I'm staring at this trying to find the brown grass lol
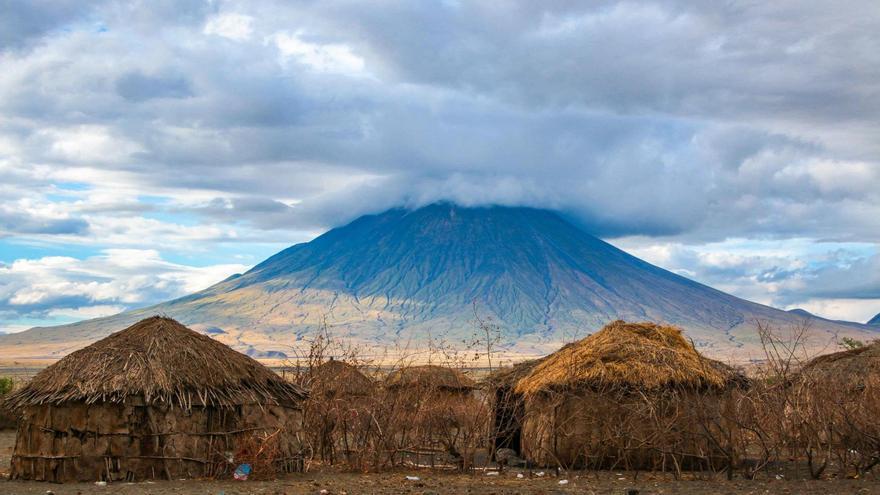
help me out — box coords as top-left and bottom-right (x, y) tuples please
(515, 321), (741, 396)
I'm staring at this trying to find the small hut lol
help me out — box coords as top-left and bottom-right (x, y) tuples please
(310, 359), (374, 399)
(305, 359), (375, 464)
(514, 320), (745, 469)
(385, 365), (476, 394)
(4, 316), (308, 482)
(788, 342), (880, 474)
(797, 342), (880, 388)
(384, 365), (482, 465)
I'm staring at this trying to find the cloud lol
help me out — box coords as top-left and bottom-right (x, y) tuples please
(0, 0), (101, 51)
(0, 249), (248, 332)
(0, 201), (89, 236)
(115, 71), (192, 102)
(203, 13), (254, 41)
(272, 32), (366, 74)
(0, 1), (878, 324)
(619, 237), (880, 320)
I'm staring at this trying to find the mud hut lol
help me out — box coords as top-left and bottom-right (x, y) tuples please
(384, 365), (483, 464)
(385, 365), (476, 393)
(310, 359), (374, 399)
(305, 359), (375, 464)
(4, 316), (307, 482)
(788, 342), (880, 474)
(797, 341), (880, 389)
(514, 320), (745, 469)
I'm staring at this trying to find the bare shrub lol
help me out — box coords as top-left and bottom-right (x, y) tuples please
(288, 316), (496, 472)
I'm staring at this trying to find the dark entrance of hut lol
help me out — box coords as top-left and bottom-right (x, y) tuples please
(492, 387), (524, 454)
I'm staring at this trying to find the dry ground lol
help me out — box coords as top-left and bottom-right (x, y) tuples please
(1, 431), (880, 495)
(2, 470), (880, 495)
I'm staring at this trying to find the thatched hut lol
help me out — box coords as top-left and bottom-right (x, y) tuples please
(787, 342), (880, 475)
(797, 342), (880, 389)
(305, 359), (375, 464)
(310, 359), (374, 399)
(514, 320), (746, 469)
(385, 365), (476, 393)
(384, 365), (484, 463)
(4, 316), (307, 482)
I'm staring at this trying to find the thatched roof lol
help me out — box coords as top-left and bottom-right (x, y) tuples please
(515, 321), (744, 396)
(797, 342), (880, 388)
(483, 344), (577, 390)
(4, 316), (307, 410)
(483, 360), (542, 389)
(385, 365), (476, 391)
(310, 359), (374, 397)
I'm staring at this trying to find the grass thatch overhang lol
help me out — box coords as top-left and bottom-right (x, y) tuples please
(482, 343), (578, 390)
(4, 316), (308, 411)
(311, 359), (374, 397)
(796, 341), (880, 389)
(514, 320), (747, 396)
(385, 365), (476, 391)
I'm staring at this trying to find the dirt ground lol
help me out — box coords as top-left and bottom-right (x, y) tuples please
(2, 430), (880, 495)
(2, 470), (880, 495)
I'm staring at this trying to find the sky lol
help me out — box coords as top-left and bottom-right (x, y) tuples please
(1, 0), (879, 332)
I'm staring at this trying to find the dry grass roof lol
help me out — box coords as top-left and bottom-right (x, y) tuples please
(797, 341), (880, 388)
(483, 343), (578, 390)
(515, 321), (744, 396)
(5, 316), (307, 410)
(385, 365), (476, 391)
(310, 359), (374, 397)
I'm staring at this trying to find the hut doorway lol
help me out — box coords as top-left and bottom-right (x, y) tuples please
(493, 387), (524, 454)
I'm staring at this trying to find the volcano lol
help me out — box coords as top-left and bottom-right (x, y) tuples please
(2, 204), (875, 360)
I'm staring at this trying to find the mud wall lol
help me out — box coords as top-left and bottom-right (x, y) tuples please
(9, 401), (303, 482)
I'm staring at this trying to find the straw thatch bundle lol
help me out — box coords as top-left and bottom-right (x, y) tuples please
(385, 365), (476, 391)
(5, 316), (306, 411)
(515, 320), (741, 396)
(310, 359), (374, 398)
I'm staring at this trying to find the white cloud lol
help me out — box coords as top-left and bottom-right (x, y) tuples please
(0, 249), (248, 331)
(203, 13), (254, 41)
(272, 32), (365, 74)
(40, 125), (144, 164)
(788, 299), (880, 324)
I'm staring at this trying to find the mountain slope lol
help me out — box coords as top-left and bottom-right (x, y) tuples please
(869, 313), (880, 326)
(2, 204), (876, 361)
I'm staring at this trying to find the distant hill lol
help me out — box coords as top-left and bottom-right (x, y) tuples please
(788, 308), (815, 318)
(1, 204), (876, 361)
(869, 313), (880, 326)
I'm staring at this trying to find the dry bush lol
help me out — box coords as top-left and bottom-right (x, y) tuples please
(287, 314), (497, 472)
(284, 315), (880, 480)
(719, 319), (880, 480)
(231, 429), (290, 480)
